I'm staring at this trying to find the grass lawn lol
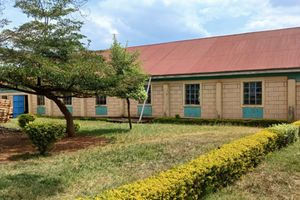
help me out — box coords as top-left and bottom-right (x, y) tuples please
(205, 140), (300, 200)
(0, 118), (260, 200)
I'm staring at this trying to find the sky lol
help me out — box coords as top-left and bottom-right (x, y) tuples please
(2, 0), (300, 50)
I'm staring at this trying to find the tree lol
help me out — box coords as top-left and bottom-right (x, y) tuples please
(108, 36), (147, 129)
(0, 0), (112, 137)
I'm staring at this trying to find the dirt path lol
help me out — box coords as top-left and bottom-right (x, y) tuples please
(0, 127), (108, 162)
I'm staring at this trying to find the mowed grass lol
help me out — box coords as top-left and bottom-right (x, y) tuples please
(0, 118), (260, 200)
(205, 140), (300, 200)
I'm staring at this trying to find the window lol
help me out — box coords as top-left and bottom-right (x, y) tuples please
(139, 85), (151, 104)
(185, 84), (200, 105)
(243, 81), (262, 105)
(145, 85), (151, 104)
(96, 96), (106, 105)
(37, 95), (45, 106)
(1, 95), (7, 99)
(62, 96), (72, 105)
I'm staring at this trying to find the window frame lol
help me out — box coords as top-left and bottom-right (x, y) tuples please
(62, 96), (72, 106)
(37, 95), (45, 106)
(96, 96), (107, 106)
(241, 80), (264, 107)
(184, 83), (201, 106)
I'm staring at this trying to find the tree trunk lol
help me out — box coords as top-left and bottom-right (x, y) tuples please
(126, 98), (132, 129)
(49, 96), (76, 137)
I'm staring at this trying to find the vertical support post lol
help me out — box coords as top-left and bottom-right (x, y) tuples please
(80, 98), (87, 117)
(138, 77), (152, 123)
(163, 84), (170, 117)
(288, 79), (296, 122)
(47, 98), (53, 116)
(27, 94), (32, 114)
(216, 82), (222, 119)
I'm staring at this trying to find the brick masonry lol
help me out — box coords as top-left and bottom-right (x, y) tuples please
(222, 81), (242, 119)
(7, 76), (295, 120)
(264, 77), (288, 119)
(202, 82), (217, 118)
(296, 84), (300, 119)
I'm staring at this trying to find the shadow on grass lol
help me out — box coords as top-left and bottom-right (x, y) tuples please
(0, 173), (64, 200)
(79, 128), (130, 136)
(8, 152), (42, 161)
(8, 152), (57, 162)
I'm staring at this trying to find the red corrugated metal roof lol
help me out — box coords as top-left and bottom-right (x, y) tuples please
(125, 27), (300, 76)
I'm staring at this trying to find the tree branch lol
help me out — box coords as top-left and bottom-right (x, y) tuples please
(0, 84), (39, 95)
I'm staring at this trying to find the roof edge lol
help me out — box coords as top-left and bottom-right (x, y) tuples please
(127, 26), (300, 49)
(151, 68), (300, 80)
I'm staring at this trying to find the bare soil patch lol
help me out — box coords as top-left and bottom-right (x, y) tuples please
(0, 127), (108, 162)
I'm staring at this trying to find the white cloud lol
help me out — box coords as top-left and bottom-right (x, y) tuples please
(82, 0), (300, 49)
(243, 2), (300, 31)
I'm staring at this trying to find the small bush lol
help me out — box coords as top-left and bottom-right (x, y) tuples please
(24, 122), (66, 155)
(18, 114), (36, 129)
(95, 123), (298, 199)
(268, 124), (299, 148)
(152, 117), (287, 127)
(74, 123), (80, 132)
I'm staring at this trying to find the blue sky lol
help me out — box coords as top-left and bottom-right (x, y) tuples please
(3, 0), (300, 50)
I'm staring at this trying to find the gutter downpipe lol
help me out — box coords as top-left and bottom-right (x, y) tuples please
(138, 76), (152, 123)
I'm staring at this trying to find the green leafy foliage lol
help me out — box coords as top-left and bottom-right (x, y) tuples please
(0, 0), (113, 137)
(268, 124), (299, 148)
(24, 122), (66, 155)
(104, 36), (147, 129)
(153, 117), (288, 127)
(107, 36), (147, 101)
(18, 113), (36, 129)
(74, 122), (80, 132)
(24, 121), (80, 155)
(95, 124), (298, 199)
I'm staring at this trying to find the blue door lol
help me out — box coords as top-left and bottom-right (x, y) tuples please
(13, 95), (25, 118)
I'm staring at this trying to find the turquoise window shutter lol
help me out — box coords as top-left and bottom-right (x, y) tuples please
(66, 106), (73, 114)
(37, 106), (46, 115)
(137, 105), (152, 116)
(184, 106), (201, 118)
(95, 106), (108, 115)
(243, 107), (263, 119)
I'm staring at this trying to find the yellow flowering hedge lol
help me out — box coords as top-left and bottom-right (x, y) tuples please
(293, 120), (300, 126)
(88, 123), (299, 200)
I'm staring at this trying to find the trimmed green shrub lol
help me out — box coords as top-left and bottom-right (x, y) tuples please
(18, 114), (36, 129)
(152, 117), (287, 127)
(24, 122), (66, 155)
(268, 124), (299, 148)
(94, 123), (298, 200)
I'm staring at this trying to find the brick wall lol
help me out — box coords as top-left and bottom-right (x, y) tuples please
(295, 84), (300, 119)
(264, 78), (288, 119)
(152, 84), (163, 117)
(30, 94), (38, 115)
(26, 76), (292, 120)
(124, 99), (138, 117)
(72, 98), (81, 116)
(169, 82), (184, 117)
(107, 97), (124, 117)
(222, 81), (242, 119)
(86, 97), (96, 117)
(202, 82), (217, 118)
